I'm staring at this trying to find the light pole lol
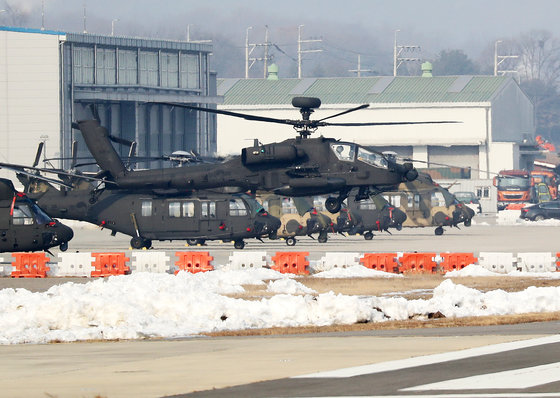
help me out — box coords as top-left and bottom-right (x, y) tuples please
(393, 29), (400, 76)
(111, 18), (119, 36)
(494, 40), (502, 76)
(245, 26), (252, 79)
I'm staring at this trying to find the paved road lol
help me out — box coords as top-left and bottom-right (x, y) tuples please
(1, 323), (559, 398)
(1, 215), (560, 397)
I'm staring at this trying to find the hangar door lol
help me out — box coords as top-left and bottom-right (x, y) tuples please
(428, 145), (478, 170)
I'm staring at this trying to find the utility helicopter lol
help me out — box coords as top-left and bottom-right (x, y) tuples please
(257, 193), (333, 246)
(4, 144), (281, 250)
(376, 172), (475, 235)
(0, 178), (73, 252)
(73, 97), (457, 213)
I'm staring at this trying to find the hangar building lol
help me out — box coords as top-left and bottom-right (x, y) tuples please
(0, 26), (220, 175)
(216, 73), (535, 180)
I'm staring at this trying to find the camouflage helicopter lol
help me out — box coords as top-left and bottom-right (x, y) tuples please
(71, 97), (457, 213)
(378, 172), (475, 235)
(257, 193), (332, 246)
(314, 192), (407, 240)
(0, 178), (73, 253)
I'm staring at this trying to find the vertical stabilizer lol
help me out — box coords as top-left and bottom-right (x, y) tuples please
(77, 120), (127, 178)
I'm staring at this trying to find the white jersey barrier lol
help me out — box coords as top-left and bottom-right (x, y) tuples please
(224, 251), (269, 270)
(131, 251), (171, 273)
(52, 253), (95, 277)
(477, 252), (516, 274)
(517, 252), (557, 273)
(311, 252), (362, 273)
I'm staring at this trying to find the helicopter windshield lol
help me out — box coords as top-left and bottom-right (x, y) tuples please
(356, 147), (388, 169)
(330, 143), (356, 161)
(30, 202), (53, 224)
(239, 194), (265, 216)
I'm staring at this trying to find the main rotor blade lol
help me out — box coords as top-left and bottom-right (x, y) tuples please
(151, 102), (300, 126)
(321, 120), (461, 127)
(4, 168), (73, 189)
(0, 162), (117, 185)
(316, 104), (369, 122)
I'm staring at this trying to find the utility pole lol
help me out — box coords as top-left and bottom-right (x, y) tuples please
(244, 26), (273, 79)
(41, 0), (45, 30)
(297, 25), (322, 79)
(349, 55), (372, 77)
(393, 29), (421, 76)
(82, 2), (87, 33)
(494, 40), (518, 76)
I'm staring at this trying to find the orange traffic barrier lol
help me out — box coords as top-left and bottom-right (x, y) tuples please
(439, 252), (478, 273)
(360, 253), (399, 273)
(505, 203), (526, 210)
(175, 252), (214, 274)
(398, 252), (437, 274)
(11, 253), (50, 278)
(270, 252), (309, 275)
(556, 252), (560, 271)
(91, 252), (130, 277)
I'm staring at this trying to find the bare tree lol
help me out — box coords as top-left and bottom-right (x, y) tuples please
(516, 30), (560, 85)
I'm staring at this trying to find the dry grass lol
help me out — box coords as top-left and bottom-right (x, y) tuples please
(211, 274), (560, 336)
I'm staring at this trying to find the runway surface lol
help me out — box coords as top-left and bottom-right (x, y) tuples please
(1, 215), (560, 397)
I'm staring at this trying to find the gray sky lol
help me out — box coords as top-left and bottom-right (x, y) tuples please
(4, 0), (560, 73)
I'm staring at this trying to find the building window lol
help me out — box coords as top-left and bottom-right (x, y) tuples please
(180, 53), (199, 89)
(96, 47), (116, 85)
(141, 200), (152, 217)
(73, 46), (94, 84)
(476, 186), (490, 199)
(118, 49), (138, 85)
(139, 50), (159, 86)
(161, 52), (178, 88)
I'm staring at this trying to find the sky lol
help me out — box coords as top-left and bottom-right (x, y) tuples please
(3, 0), (560, 61)
(2, 211), (560, 345)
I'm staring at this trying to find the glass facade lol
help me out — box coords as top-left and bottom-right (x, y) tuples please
(73, 44), (201, 89)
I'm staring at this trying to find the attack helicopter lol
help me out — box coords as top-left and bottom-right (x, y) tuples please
(71, 97), (458, 214)
(0, 178), (73, 252)
(377, 172), (475, 235)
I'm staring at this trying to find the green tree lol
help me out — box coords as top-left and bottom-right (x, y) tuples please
(432, 49), (480, 75)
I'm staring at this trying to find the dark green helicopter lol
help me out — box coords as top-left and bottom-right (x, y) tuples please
(0, 178), (73, 252)
(3, 143), (281, 250)
(72, 97), (456, 213)
(19, 177), (279, 250)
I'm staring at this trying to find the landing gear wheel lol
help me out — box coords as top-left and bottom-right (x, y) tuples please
(268, 230), (278, 240)
(325, 197), (341, 213)
(396, 224), (403, 231)
(318, 231), (328, 243)
(143, 239), (152, 249)
(187, 239), (205, 246)
(234, 240), (245, 250)
(364, 231), (374, 240)
(464, 218), (472, 227)
(59, 241), (68, 252)
(285, 237), (296, 246)
(130, 237), (144, 249)
(435, 226), (444, 236)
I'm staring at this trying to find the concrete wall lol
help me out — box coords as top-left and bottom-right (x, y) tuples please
(0, 30), (63, 178)
(217, 103), (490, 156)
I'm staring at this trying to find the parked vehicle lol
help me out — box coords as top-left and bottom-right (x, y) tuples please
(454, 191), (482, 213)
(520, 200), (560, 221)
(494, 169), (532, 210)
